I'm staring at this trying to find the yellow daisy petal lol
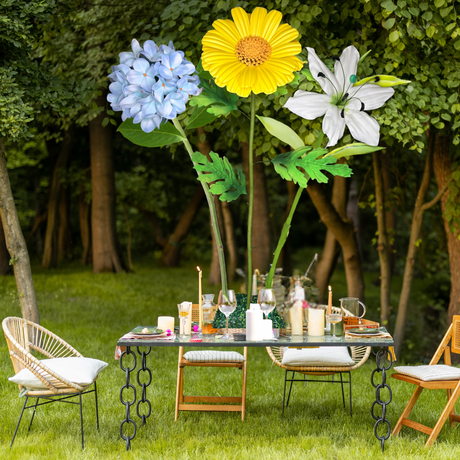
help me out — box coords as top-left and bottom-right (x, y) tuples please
(239, 66), (257, 88)
(250, 7), (267, 36)
(261, 10), (282, 42)
(231, 7), (250, 38)
(202, 30), (236, 53)
(272, 42), (302, 58)
(213, 19), (241, 45)
(270, 24), (299, 47)
(210, 60), (245, 83)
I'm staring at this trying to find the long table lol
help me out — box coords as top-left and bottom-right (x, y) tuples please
(117, 332), (394, 451)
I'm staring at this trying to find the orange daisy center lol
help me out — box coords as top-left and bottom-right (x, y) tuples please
(235, 36), (271, 67)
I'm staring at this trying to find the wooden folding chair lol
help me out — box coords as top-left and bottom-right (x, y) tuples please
(175, 305), (247, 421)
(392, 315), (460, 447)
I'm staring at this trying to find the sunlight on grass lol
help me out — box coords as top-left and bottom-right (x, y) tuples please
(0, 262), (459, 459)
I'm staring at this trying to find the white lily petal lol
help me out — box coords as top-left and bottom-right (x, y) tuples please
(344, 110), (380, 146)
(284, 91), (330, 120)
(307, 47), (339, 96)
(335, 45), (359, 91)
(349, 85), (395, 111)
(323, 105), (346, 147)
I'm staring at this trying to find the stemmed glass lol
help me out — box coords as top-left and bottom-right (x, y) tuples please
(258, 288), (276, 318)
(326, 312), (342, 340)
(177, 303), (191, 339)
(217, 289), (237, 340)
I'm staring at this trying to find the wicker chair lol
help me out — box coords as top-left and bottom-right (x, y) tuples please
(2, 317), (102, 449)
(266, 306), (371, 416)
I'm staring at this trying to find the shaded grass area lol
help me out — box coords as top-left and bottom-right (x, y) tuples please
(0, 262), (459, 459)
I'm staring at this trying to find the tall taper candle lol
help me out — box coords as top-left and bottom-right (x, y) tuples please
(327, 285), (332, 315)
(197, 266), (202, 329)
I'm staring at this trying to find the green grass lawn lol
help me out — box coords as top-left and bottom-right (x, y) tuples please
(0, 261), (458, 459)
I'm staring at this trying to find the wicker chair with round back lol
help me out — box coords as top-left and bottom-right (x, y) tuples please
(266, 306), (371, 416)
(2, 317), (107, 449)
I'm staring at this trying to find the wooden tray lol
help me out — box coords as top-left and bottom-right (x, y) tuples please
(343, 317), (379, 330)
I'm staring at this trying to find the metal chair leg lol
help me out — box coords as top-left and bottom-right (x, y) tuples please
(340, 372), (346, 409)
(349, 372), (353, 417)
(28, 398), (39, 433)
(282, 370), (288, 415)
(286, 371), (295, 408)
(94, 381), (99, 430)
(79, 393), (84, 449)
(11, 397), (28, 448)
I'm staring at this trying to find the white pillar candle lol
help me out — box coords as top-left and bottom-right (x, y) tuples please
(246, 304), (263, 341)
(290, 301), (303, 336)
(308, 308), (325, 337)
(158, 316), (175, 332)
(262, 319), (273, 339)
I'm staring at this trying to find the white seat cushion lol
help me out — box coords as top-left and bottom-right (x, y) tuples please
(183, 350), (245, 363)
(9, 357), (108, 389)
(394, 365), (460, 382)
(281, 346), (355, 367)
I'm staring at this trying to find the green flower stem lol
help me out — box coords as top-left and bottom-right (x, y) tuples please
(246, 92), (256, 310)
(265, 182), (308, 289)
(172, 118), (228, 295)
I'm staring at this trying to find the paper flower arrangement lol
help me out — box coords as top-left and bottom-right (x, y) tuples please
(111, 6), (410, 305)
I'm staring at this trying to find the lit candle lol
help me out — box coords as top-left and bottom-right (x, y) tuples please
(328, 285), (332, 315)
(197, 266), (202, 329)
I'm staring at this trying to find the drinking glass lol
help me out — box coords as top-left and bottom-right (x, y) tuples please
(177, 303), (191, 339)
(217, 289), (237, 340)
(258, 288), (276, 317)
(326, 313), (342, 340)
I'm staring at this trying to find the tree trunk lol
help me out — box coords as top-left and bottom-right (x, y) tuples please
(42, 128), (73, 268)
(373, 152), (392, 325)
(0, 217), (10, 275)
(0, 139), (39, 322)
(307, 181), (365, 300)
(221, 200), (237, 282)
(433, 132), (460, 323)
(130, 204), (167, 247)
(79, 191), (92, 265)
(316, 168), (348, 303)
(57, 187), (72, 261)
(161, 185), (204, 266)
(33, 176), (43, 255)
(89, 95), (124, 273)
(242, 142), (271, 273)
(393, 134), (447, 357)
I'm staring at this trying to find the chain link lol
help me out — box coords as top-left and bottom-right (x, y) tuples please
(136, 347), (152, 424)
(371, 347), (393, 452)
(120, 347), (137, 450)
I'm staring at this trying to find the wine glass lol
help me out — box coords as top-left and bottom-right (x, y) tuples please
(326, 312), (342, 340)
(177, 303), (191, 339)
(258, 288), (276, 318)
(217, 289), (237, 340)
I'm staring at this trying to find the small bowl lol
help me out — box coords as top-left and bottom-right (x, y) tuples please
(233, 333), (246, 341)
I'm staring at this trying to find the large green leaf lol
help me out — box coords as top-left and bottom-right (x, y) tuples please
(325, 143), (384, 159)
(118, 119), (185, 147)
(189, 79), (239, 116)
(196, 60), (212, 80)
(257, 116), (305, 150)
(192, 151), (247, 202)
(272, 147), (352, 187)
(186, 105), (218, 129)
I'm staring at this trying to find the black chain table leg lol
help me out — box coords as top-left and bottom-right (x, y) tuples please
(120, 346), (137, 451)
(136, 347), (152, 425)
(371, 347), (393, 452)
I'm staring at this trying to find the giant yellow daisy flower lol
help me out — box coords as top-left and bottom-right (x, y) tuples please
(201, 7), (303, 98)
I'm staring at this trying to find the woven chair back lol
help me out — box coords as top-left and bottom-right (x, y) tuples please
(451, 315), (460, 355)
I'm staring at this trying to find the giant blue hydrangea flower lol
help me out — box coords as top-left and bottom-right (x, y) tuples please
(108, 39), (200, 133)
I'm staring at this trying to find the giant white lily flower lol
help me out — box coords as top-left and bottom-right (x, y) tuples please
(284, 46), (395, 147)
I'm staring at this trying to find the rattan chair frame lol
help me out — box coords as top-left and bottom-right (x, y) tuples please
(266, 306), (372, 416)
(392, 315), (460, 447)
(2, 317), (100, 449)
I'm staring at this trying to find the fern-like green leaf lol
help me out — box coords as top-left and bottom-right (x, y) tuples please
(272, 147), (353, 187)
(192, 151), (247, 202)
